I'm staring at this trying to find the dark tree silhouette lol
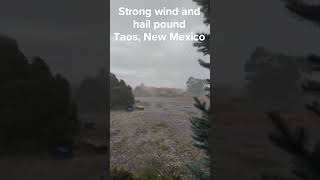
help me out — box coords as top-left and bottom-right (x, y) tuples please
(110, 73), (135, 109)
(245, 47), (308, 111)
(76, 70), (134, 111)
(264, 1), (320, 180)
(76, 69), (108, 112)
(0, 35), (79, 152)
(189, 0), (211, 179)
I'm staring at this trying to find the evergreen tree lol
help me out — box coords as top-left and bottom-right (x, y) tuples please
(76, 71), (134, 111)
(0, 35), (79, 152)
(110, 73), (135, 109)
(189, 0), (211, 179)
(264, 1), (320, 179)
(76, 69), (108, 112)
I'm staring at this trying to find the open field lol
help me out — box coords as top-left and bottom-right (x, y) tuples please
(111, 96), (207, 178)
(1, 96), (319, 180)
(111, 95), (320, 179)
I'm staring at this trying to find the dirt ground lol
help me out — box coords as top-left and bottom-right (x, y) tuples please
(111, 96), (207, 178)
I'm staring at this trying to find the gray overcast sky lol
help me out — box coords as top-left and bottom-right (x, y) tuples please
(1, 0), (320, 88)
(110, 0), (209, 89)
(0, 0), (107, 84)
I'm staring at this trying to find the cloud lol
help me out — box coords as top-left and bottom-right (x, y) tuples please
(110, 0), (209, 89)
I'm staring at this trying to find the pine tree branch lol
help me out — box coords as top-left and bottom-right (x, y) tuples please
(266, 1), (320, 180)
(192, 0), (210, 25)
(267, 111), (309, 157)
(283, 0), (320, 25)
(194, 97), (210, 113)
(198, 59), (210, 70)
(194, 34), (210, 56)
